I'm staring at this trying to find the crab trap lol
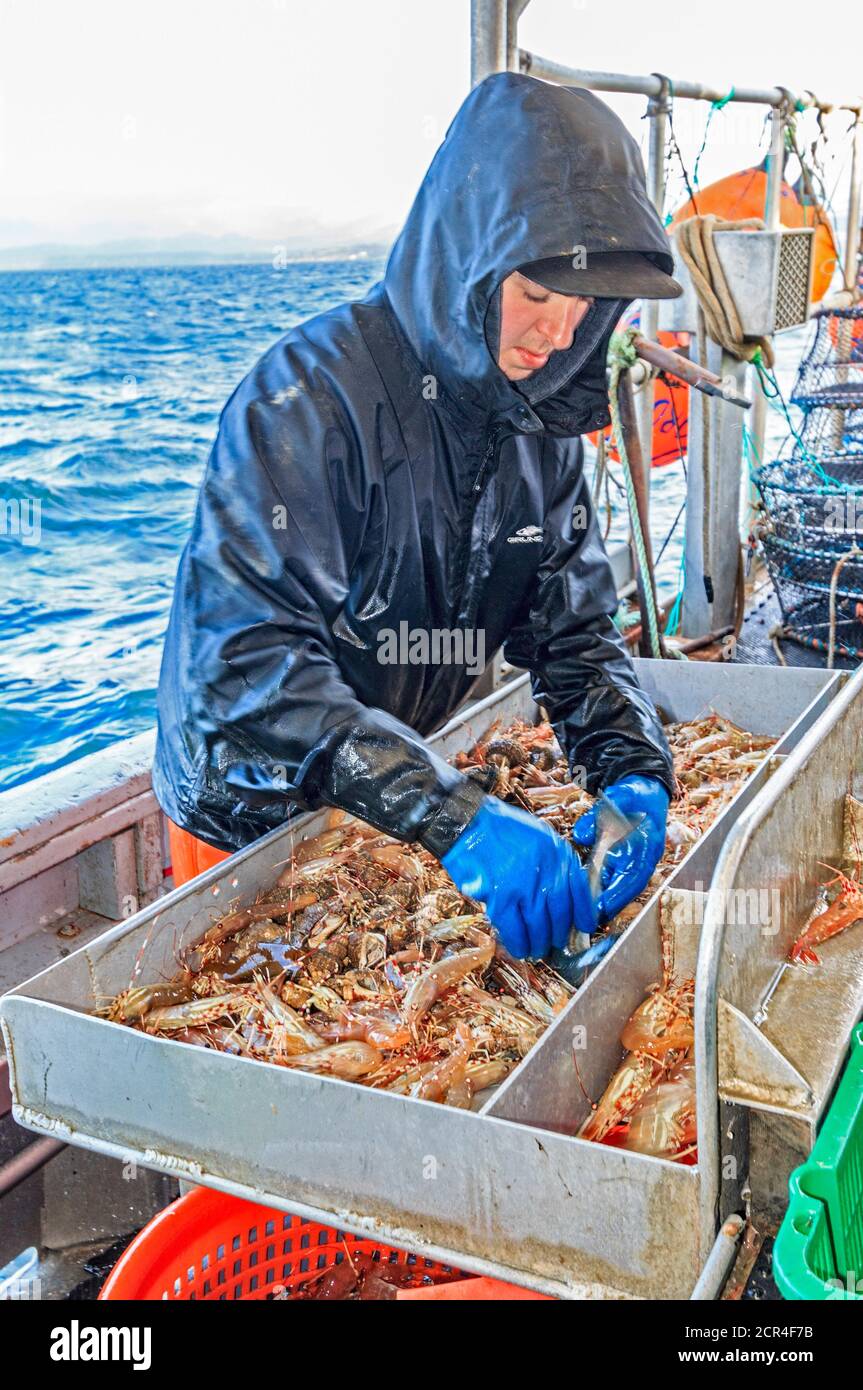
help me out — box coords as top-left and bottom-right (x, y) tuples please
(755, 305), (863, 660)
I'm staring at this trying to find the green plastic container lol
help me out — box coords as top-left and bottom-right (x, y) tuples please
(774, 1021), (863, 1300)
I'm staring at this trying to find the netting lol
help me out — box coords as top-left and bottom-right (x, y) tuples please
(792, 306), (863, 395)
(796, 401), (863, 458)
(754, 306), (863, 661)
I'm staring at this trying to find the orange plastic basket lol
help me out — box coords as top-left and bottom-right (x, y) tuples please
(98, 1186), (468, 1301)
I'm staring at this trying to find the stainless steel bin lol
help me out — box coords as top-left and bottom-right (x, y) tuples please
(0, 661), (844, 1298)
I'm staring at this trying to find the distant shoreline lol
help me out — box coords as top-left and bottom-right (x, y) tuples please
(0, 246), (390, 274)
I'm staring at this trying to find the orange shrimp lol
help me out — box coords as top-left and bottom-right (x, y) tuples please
(790, 868), (863, 965)
(620, 979), (694, 1059)
(142, 990), (254, 1033)
(315, 1007), (411, 1051)
(256, 979), (326, 1053)
(619, 1058), (697, 1161)
(105, 980), (192, 1023)
(412, 1025), (473, 1102)
(579, 1052), (662, 1144)
(278, 1041), (382, 1079)
(403, 943), (495, 1029)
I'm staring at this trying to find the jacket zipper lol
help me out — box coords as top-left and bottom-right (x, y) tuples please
(450, 424), (508, 625)
(472, 426), (502, 494)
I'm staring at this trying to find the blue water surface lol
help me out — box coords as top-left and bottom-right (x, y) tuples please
(0, 259), (384, 792)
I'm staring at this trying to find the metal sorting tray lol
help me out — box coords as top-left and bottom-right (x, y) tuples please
(693, 665), (863, 1237)
(0, 661), (843, 1299)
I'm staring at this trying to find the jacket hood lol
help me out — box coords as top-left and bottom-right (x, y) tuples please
(384, 72), (676, 425)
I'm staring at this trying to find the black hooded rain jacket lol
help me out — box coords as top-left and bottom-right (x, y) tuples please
(153, 73), (676, 857)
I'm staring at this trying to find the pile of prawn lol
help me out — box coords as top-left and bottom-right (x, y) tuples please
(99, 709), (775, 1122)
(577, 967), (697, 1164)
(456, 710), (777, 928)
(102, 815), (570, 1108)
(577, 855), (863, 1164)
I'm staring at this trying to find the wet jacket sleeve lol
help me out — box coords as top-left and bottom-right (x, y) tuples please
(174, 388), (488, 857)
(502, 445), (676, 798)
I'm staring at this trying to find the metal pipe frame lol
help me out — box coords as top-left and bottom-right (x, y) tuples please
(690, 1214), (745, 1300)
(745, 101), (789, 488)
(518, 53), (862, 114)
(506, 0), (531, 73)
(844, 112), (863, 292)
(517, 52), (862, 313)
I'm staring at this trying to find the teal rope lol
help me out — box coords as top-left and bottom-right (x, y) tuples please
(665, 590), (684, 637)
(607, 330), (664, 658)
(751, 350), (858, 491)
(692, 87), (735, 189)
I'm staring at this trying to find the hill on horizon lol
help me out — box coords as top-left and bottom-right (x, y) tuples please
(0, 228), (395, 272)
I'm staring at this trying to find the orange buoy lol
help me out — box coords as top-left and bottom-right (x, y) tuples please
(668, 167), (840, 303)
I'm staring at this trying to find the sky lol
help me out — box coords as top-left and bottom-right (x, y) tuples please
(1, 0), (860, 250)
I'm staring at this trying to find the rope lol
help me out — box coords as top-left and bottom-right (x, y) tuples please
(674, 215), (776, 368)
(607, 330), (664, 659)
(768, 623), (790, 666)
(696, 307), (714, 607)
(776, 622), (863, 664)
(692, 87), (735, 190)
(662, 372), (689, 638)
(750, 352), (851, 489)
(591, 428), (607, 504)
(602, 462), (613, 541)
(654, 494), (687, 568)
(828, 544), (862, 669)
(660, 77), (699, 218)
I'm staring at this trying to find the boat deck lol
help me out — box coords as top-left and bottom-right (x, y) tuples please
(736, 574), (859, 672)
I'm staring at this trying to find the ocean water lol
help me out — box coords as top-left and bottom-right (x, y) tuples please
(0, 260), (806, 794)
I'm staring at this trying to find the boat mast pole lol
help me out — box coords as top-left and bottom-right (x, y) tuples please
(826, 107), (863, 451)
(637, 78), (670, 509)
(746, 101), (787, 525)
(842, 108), (862, 293)
(506, 0), (531, 73)
(470, 0), (507, 86)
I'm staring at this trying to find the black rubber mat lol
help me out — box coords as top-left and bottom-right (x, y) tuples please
(735, 586), (859, 671)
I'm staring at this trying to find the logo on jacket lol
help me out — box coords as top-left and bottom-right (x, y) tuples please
(506, 525), (543, 544)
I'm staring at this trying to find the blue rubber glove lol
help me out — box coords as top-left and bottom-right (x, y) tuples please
(571, 775), (670, 925)
(441, 797), (597, 959)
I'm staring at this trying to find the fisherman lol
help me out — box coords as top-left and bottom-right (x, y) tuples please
(153, 73), (682, 960)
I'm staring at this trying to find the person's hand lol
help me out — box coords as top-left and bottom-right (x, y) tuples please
(571, 775), (669, 924)
(441, 797), (597, 959)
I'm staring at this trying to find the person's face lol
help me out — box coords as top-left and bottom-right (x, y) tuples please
(497, 271), (594, 381)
